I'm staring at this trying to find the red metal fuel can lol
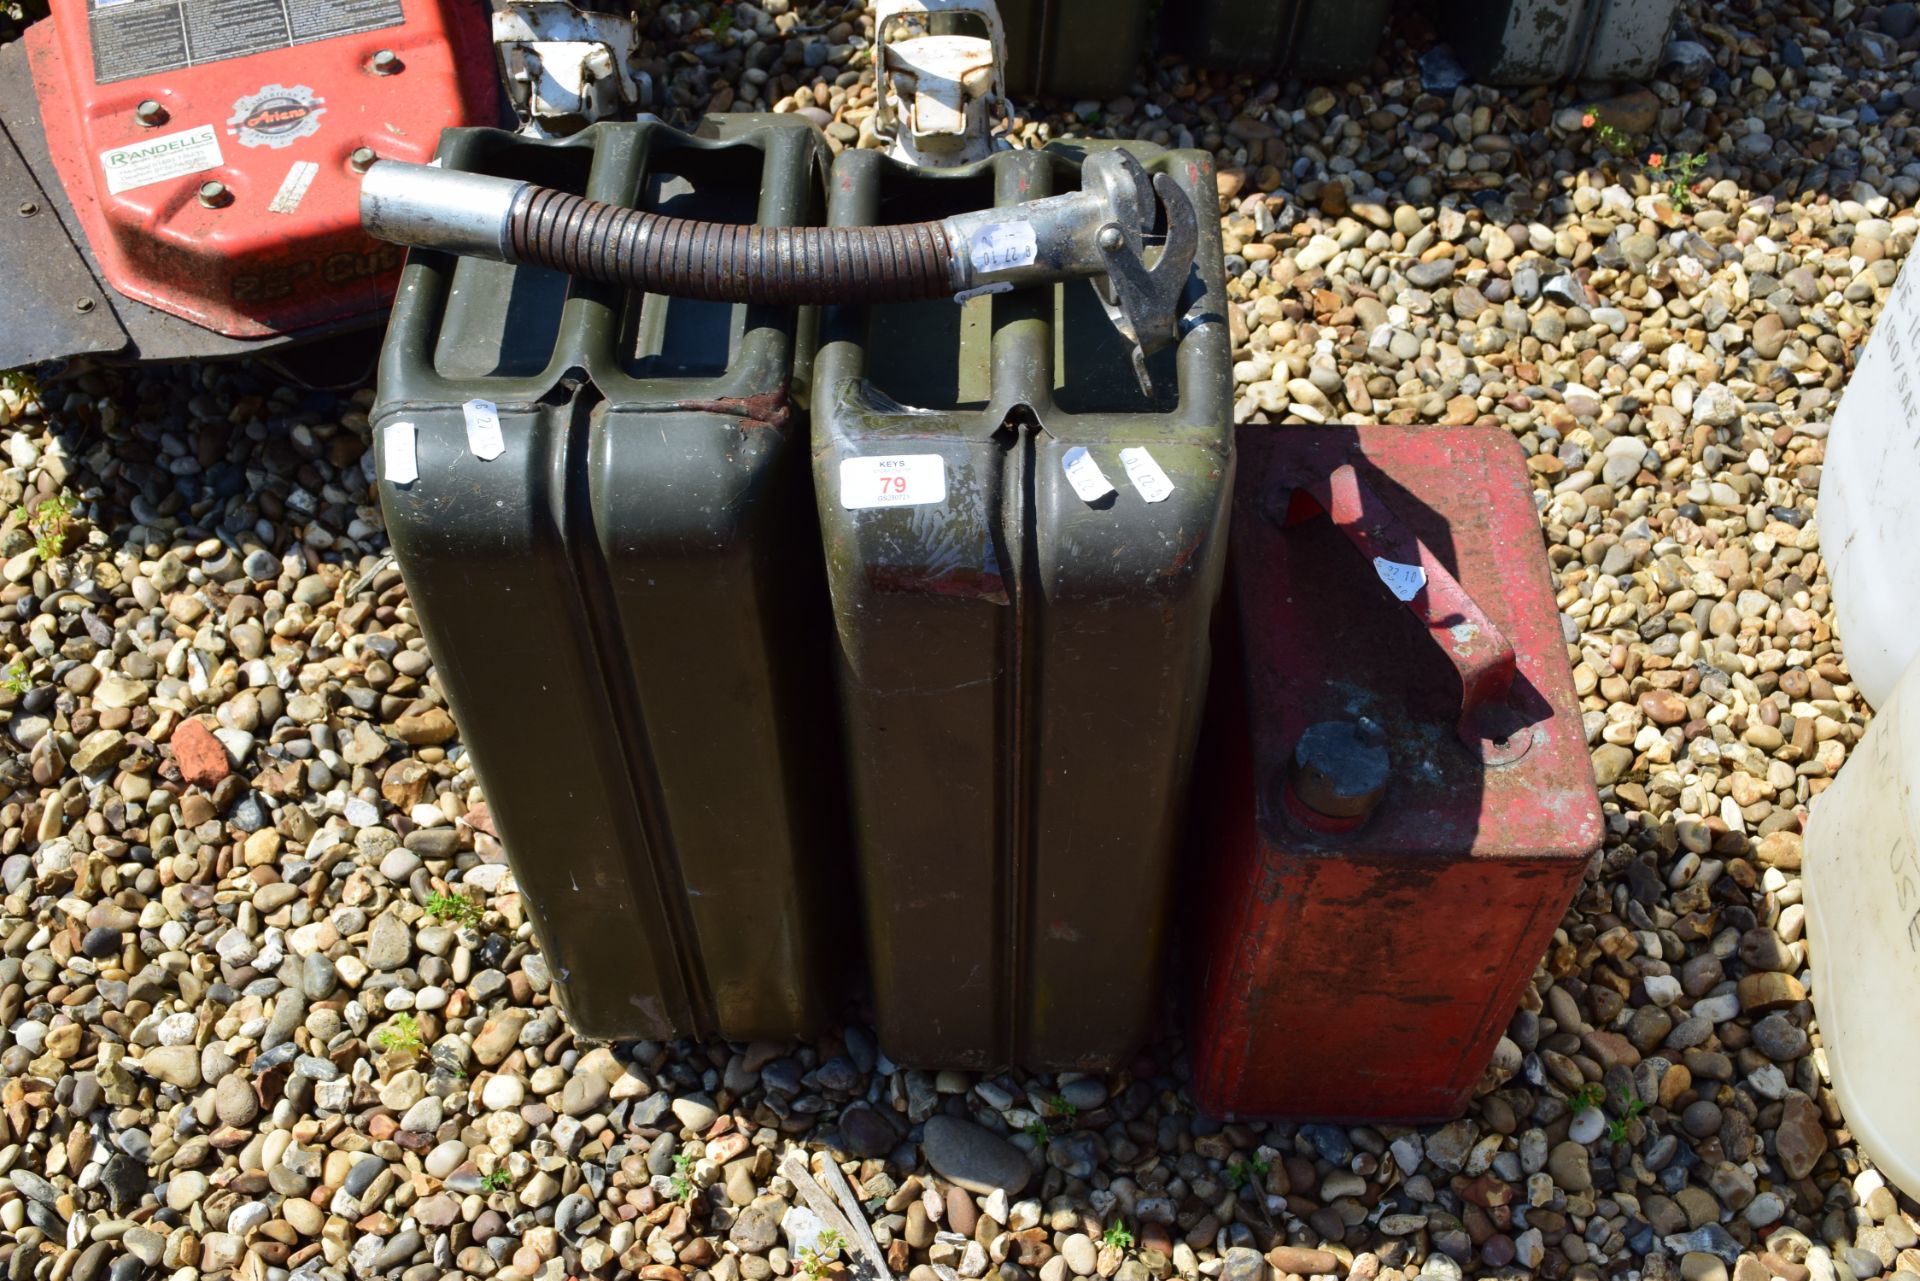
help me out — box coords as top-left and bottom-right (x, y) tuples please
(1188, 425), (1603, 1122)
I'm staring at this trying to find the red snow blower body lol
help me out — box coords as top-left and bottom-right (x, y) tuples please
(0, 0), (497, 367)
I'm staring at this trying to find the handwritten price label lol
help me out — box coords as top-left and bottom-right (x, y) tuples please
(1372, 556), (1428, 602)
(969, 221), (1038, 275)
(839, 454), (947, 509)
(462, 399), (504, 461)
(384, 421), (418, 486)
(1119, 447), (1174, 503)
(1061, 446), (1116, 503)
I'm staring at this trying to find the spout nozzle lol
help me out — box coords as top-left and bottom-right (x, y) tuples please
(358, 159), (526, 261)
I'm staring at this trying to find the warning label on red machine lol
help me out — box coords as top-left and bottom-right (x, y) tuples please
(88, 0), (404, 85)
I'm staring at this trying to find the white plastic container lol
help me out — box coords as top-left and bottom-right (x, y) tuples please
(1823, 255), (1920, 711)
(1803, 650), (1920, 1197)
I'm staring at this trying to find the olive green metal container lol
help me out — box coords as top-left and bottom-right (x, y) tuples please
(1438, 0), (1680, 83)
(997, 0), (1151, 98)
(812, 141), (1234, 1071)
(997, 0), (1392, 97)
(372, 117), (850, 1044)
(1165, 0), (1393, 78)
(990, 0), (1397, 99)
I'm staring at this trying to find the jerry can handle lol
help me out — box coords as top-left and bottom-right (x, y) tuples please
(1283, 463), (1530, 765)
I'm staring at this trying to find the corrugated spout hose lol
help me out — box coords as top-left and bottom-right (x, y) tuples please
(362, 151), (1201, 397)
(361, 160), (965, 305)
(508, 184), (957, 305)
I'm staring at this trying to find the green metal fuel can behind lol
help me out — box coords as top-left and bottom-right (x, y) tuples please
(371, 117), (852, 1045)
(811, 141), (1234, 1071)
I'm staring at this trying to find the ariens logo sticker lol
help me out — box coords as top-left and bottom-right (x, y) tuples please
(227, 85), (326, 149)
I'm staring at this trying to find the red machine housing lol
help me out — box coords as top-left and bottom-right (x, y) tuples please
(1188, 425), (1602, 1122)
(24, 0), (495, 341)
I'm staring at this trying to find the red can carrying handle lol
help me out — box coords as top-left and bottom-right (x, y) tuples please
(1284, 462), (1529, 763)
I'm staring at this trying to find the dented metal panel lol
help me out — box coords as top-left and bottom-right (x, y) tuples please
(373, 117), (850, 1043)
(1188, 426), (1601, 1121)
(814, 142), (1232, 1071)
(1440, 0), (1679, 83)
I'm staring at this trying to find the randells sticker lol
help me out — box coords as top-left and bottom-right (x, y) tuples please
(99, 124), (223, 195)
(227, 85), (326, 149)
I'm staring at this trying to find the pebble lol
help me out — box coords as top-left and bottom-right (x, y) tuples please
(672, 1093), (719, 1132)
(730, 1206), (780, 1254)
(1546, 1141), (1592, 1193)
(482, 1074), (526, 1111)
(214, 1072), (258, 1125)
(1777, 1092), (1829, 1179)
(923, 1116), (1032, 1195)
(138, 1046), (201, 1089)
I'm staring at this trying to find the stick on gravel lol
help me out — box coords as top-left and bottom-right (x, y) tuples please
(813, 1150), (895, 1281)
(779, 1153), (892, 1281)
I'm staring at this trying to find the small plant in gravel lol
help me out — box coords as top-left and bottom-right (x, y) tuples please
(1579, 106), (1711, 212)
(1024, 1118), (1050, 1146)
(16, 491), (78, 561)
(670, 1152), (696, 1203)
(1047, 1092), (1077, 1119)
(425, 890), (484, 926)
(480, 1169), (513, 1193)
(373, 1012), (426, 1060)
(1580, 107), (1637, 158)
(1, 660), (29, 697)
(1568, 1082), (1606, 1114)
(797, 1230), (848, 1281)
(1225, 1154), (1270, 1189)
(428, 1043), (468, 1080)
(1102, 1223), (1134, 1252)
(1, 367), (39, 400)
(1607, 1087), (1649, 1142)
(1646, 150), (1710, 212)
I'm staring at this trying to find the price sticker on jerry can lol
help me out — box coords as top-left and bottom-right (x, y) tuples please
(839, 454), (948, 509)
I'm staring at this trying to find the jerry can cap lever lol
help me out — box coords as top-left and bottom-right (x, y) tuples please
(1090, 164), (1199, 397)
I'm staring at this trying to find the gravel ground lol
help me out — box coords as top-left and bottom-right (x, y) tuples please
(4, 3), (1920, 1281)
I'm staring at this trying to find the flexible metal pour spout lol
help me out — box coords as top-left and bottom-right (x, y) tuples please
(359, 149), (1198, 394)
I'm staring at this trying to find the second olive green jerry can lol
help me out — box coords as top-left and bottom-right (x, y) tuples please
(811, 140), (1235, 1071)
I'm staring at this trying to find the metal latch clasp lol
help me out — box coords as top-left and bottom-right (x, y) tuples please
(494, 2), (650, 138)
(872, 0), (1009, 168)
